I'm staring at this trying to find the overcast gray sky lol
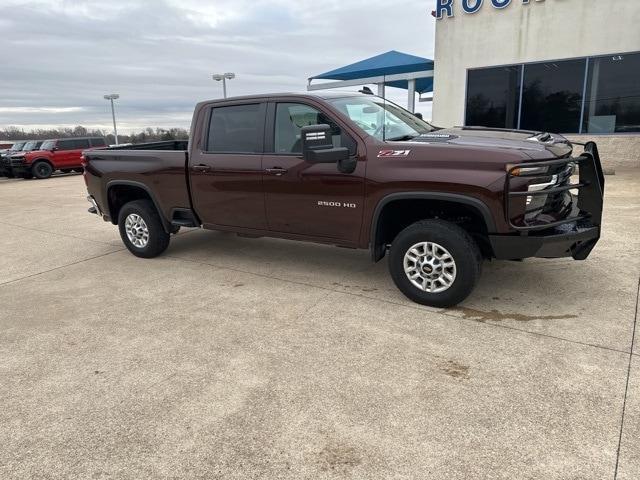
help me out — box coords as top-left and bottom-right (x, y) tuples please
(0, 0), (437, 134)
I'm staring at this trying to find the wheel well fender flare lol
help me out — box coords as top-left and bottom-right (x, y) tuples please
(369, 192), (496, 261)
(105, 180), (171, 233)
(30, 158), (53, 167)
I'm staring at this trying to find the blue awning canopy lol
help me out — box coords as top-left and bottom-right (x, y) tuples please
(309, 50), (434, 94)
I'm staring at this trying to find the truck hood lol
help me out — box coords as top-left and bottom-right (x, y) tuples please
(404, 126), (573, 160)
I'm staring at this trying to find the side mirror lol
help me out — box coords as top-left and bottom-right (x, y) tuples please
(51, 146), (58, 151)
(301, 124), (349, 164)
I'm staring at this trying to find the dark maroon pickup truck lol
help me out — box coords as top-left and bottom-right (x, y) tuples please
(83, 92), (605, 307)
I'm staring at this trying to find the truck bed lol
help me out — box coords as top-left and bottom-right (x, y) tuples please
(104, 140), (189, 151)
(83, 141), (192, 227)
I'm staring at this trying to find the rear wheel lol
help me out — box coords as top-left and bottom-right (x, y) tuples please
(118, 199), (170, 258)
(32, 161), (53, 179)
(388, 219), (482, 308)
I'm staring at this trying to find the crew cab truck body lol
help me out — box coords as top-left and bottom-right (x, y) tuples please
(83, 92), (605, 307)
(12, 136), (107, 179)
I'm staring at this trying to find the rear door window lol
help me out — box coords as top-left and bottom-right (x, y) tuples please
(206, 104), (263, 153)
(57, 140), (75, 151)
(70, 139), (91, 149)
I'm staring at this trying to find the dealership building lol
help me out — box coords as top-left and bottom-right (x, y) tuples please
(431, 0), (640, 169)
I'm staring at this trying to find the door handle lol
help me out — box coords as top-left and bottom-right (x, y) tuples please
(192, 164), (211, 173)
(265, 167), (288, 176)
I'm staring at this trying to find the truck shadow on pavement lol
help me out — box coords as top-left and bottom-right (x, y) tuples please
(165, 229), (589, 324)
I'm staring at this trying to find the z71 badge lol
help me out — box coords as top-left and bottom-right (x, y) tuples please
(377, 149), (411, 157)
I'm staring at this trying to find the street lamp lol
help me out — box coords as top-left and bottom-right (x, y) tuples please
(103, 94), (120, 145)
(212, 72), (235, 98)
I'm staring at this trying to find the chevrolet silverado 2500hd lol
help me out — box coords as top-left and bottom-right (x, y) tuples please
(83, 92), (605, 307)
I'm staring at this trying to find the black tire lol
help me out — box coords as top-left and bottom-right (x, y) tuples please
(73, 168), (83, 173)
(20, 172), (33, 179)
(118, 199), (170, 258)
(388, 219), (482, 308)
(6, 170), (15, 179)
(32, 161), (53, 179)
(61, 169), (72, 173)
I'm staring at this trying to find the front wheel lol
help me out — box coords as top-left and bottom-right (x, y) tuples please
(118, 199), (170, 258)
(388, 219), (482, 308)
(32, 161), (53, 179)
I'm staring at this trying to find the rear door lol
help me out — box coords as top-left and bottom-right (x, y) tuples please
(189, 102), (268, 230)
(261, 101), (365, 242)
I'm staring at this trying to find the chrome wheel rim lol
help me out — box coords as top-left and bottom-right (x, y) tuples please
(125, 214), (149, 248)
(403, 241), (457, 293)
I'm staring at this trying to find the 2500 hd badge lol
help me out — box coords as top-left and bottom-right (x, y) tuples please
(83, 91), (605, 308)
(317, 200), (357, 208)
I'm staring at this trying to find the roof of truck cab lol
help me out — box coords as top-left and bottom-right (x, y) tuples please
(201, 91), (369, 103)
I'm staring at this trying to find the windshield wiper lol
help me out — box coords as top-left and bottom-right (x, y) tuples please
(387, 134), (418, 141)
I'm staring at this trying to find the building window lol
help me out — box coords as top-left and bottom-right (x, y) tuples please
(465, 66), (521, 129)
(465, 52), (640, 134)
(583, 53), (640, 133)
(520, 59), (586, 133)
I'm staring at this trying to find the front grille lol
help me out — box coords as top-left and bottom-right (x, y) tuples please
(505, 145), (604, 232)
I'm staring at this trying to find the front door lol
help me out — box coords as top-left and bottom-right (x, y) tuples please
(189, 102), (268, 230)
(54, 139), (86, 168)
(262, 102), (365, 243)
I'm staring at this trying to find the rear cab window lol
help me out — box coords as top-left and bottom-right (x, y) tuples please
(206, 103), (264, 153)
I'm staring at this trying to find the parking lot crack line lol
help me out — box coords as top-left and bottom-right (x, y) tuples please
(0, 248), (125, 287)
(164, 253), (633, 357)
(613, 276), (639, 480)
(0, 220), (120, 246)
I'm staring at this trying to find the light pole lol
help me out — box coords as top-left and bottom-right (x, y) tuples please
(103, 94), (120, 145)
(212, 72), (235, 98)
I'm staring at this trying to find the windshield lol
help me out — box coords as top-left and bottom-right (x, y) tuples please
(12, 142), (25, 151)
(40, 140), (55, 150)
(328, 96), (436, 141)
(23, 141), (38, 151)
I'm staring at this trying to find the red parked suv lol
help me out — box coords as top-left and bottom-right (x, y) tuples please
(11, 137), (107, 179)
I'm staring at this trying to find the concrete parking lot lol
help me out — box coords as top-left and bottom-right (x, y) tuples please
(0, 171), (638, 479)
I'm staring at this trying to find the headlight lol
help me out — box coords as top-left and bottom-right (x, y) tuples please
(506, 164), (550, 176)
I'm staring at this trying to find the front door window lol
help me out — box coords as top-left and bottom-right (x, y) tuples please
(274, 103), (355, 155)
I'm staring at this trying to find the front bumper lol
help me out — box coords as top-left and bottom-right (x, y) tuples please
(0, 156), (11, 175)
(489, 223), (600, 260)
(8, 158), (31, 175)
(495, 141), (605, 260)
